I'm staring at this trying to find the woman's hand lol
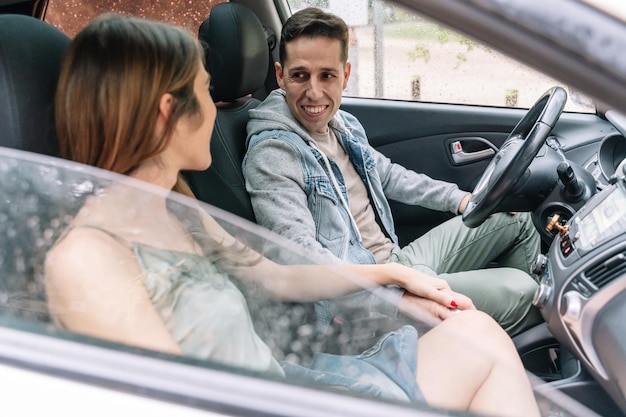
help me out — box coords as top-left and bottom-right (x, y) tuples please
(398, 291), (474, 326)
(390, 263), (475, 325)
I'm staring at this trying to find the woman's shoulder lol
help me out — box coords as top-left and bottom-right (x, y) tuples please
(52, 224), (130, 253)
(45, 225), (134, 283)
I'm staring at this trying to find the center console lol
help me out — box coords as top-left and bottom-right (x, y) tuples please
(532, 177), (626, 413)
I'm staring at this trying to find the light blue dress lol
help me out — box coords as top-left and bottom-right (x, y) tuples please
(62, 226), (424, 403)
(133, 242), (285, 376)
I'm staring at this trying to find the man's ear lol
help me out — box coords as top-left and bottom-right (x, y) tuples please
(275, 62), (285, 89)
(343, 62), (352, 90)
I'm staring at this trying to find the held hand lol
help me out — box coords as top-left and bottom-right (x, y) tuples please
(404, 278), (475, 311)
(398, 292), (454, 327)
(401, 270), (474, 308)
(391, 264), (475, 323)
(398, 289), (475, 327)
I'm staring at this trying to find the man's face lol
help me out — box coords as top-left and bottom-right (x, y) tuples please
(276, 36), (351, 134)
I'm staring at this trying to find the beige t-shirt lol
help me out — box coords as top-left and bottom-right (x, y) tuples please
(311, 129), (393, 263)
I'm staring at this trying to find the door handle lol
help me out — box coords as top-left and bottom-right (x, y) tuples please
(449, 137), (496, 165)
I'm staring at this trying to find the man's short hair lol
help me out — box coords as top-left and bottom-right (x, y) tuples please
(279, 7), (349, 66)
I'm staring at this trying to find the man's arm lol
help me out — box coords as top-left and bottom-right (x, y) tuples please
(373, 149), (469, 214)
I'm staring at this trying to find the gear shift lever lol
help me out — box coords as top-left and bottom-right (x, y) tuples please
(557, 161), (584, 202)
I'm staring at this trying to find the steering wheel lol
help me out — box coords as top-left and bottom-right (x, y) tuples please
(462, 86), (568, 228)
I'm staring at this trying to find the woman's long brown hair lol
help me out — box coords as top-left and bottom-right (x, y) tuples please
(55, 15), (259, 267)
(55, 14), (203, 197)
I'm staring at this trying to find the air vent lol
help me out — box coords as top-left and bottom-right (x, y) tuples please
(584, 251), (626, 289)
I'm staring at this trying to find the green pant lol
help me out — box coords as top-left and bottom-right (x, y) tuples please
(389, 212), (543, 336)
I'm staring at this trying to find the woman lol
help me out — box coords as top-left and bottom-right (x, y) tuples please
(46, 14), (540, 417)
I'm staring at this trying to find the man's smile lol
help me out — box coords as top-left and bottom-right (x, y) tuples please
(302, 105), (328, 115)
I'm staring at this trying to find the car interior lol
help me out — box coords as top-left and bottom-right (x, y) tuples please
(1, 0), (626, 416)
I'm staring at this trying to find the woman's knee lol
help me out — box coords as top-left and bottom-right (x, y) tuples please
(443, 310), (516, 351)
(449, 309), (500, 331)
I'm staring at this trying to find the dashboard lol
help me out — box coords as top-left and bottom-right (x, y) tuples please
(584, 132), (626, 187)
(532, 174), (626, 412)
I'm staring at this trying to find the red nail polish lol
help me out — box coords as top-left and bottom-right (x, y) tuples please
(450, 300), (459, 308)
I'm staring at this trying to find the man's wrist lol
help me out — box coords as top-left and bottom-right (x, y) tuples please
(458, 192), (471, 214)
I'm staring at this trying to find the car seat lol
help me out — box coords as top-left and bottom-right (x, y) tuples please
(183, 3), (272, 223)
(0, 14), (70, 321)
(0, 14), (69, 155)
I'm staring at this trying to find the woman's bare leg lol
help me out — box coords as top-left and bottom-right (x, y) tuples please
(416, 310), (540, 417)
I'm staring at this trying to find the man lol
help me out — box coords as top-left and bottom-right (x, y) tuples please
(243, 7), (542, 337)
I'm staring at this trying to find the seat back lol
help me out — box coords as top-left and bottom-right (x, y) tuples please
(184, 3), (271, 222)
(0, 15), (70, 321)
(0, 14), (70, 155)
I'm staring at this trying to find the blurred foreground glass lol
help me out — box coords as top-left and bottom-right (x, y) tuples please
(0, 147), (600, 416)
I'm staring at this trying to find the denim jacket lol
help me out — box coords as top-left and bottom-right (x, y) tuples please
(244, 89), (466, 324)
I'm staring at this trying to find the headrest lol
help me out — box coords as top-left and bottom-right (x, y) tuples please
(0, 15), (70, 156)
(199, 3), (270, 103)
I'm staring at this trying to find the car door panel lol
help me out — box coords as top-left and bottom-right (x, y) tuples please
(340, 97), (613, 245)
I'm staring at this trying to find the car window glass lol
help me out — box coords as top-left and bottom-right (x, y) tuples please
(0, 146), (605, 415)
(44, 0), (228, 37)
(286, 0), (595, 113)
(0, 143), (600, 416)
(0, 148), (406, 387)
(1, 1), (611, 413)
